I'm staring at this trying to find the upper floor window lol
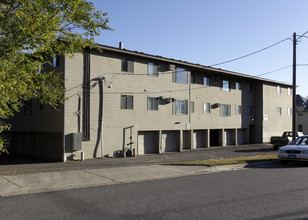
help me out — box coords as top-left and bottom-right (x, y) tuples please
(277, 86), (281, 95)
(288, 87), (291, 96)
(247, 105), (253, 115)
(277, 107), (282, 115)
(173, 99), (188, 115)
(148, 62), (158, 76)
(147, 97), (158, 110)
(222, 80), (230, 91)
(174, 67), (188, 84)
(235, 105), (242, 115)
(203, 76), (210, 86)
(53, 56), (59, 68)
(203, 103), (211, 113)
(121, 95), (133, 109)
(235, 82), (241, 90)
(221, 104), (231, 117)
(288, 107), (292, 116)
(122, 58), (134, 73)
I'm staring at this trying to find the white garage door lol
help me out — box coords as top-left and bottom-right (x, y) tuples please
(193, 130), (205, 149)
(138, 131), (158, 155)
(162, 131), (178, 153)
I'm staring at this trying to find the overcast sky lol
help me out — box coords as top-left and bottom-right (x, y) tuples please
(90, 0), (308, 97)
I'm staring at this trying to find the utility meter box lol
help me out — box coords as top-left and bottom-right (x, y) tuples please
(72, 133), (82, 151)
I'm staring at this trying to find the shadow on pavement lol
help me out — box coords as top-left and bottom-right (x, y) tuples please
(0, 153), (45, 165)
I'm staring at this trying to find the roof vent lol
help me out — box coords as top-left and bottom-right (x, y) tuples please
(119, 42), (123, 49)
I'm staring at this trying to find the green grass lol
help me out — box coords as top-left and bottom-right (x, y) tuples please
(163, 154), (278, 167)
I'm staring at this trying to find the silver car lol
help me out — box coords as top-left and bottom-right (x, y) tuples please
(278, 136), (308, 164)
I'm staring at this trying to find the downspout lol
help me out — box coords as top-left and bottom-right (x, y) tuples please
(63, 55), (66, 162)
(100, 77), (104, 158)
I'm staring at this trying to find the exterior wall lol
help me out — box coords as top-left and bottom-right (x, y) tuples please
(296, 110), (308, 134)
(63, 49), (293, 160)
(262, 84), (292, 142)
(7, 56), (65, 161)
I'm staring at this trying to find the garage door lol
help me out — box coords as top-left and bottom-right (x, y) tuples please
(138, 131), (158, 155)
(162, 131), (178, 153)
(237, 129), (245, 145)
(193, 130), (205, 149)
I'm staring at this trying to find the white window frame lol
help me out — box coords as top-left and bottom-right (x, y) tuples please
(173, 99), (188, 115)
(277, 107), (282, 115)
(203, 103), (211, 113)
(203, 76), (210, 86)
(287, 107), (292, 116)
(122, 58), (134, 73)
(235, 82), (241, 90)
(221, 104), (231, 117)
(121, 95), (134, 109)
(288, 87), (291, 96)
(235, 105), (242, 115)
(174, 67), (188, 84)
(277, 86), (281, 95)
(148, 62), (158, 76)
(147, 97), (158, 111)
(222, 80), (230, 91)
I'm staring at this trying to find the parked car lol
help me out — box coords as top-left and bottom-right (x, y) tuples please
(278, 136), (308, 164)
(270, 131), (304, 150)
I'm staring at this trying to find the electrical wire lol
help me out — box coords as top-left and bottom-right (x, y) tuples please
(210, 37), (291, 67)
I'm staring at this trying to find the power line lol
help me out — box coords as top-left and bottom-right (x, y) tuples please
(210, 37), (291, 67)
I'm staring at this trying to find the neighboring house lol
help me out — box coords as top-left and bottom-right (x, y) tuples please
(296, 95), (308, 134)
(7, 43), (293, 161)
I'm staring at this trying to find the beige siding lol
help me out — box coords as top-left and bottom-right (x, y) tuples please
(262, 84), (292, 142)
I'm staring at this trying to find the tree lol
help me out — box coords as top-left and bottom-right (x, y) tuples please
(0, 0), (111, 154)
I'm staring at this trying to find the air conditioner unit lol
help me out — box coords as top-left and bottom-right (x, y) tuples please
(169, 64), (175, 71)
(159, 96), (166, 100)
(166, 98), (175, 103)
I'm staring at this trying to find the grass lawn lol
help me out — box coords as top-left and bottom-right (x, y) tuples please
(163, 154), (278, 167)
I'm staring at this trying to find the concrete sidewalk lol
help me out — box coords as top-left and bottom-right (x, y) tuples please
(0, 163), (249, 197)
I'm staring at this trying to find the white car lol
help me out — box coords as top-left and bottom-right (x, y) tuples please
(278, 135), (308, 164)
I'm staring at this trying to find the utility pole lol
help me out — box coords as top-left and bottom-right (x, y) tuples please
(292, 32), (296, 141)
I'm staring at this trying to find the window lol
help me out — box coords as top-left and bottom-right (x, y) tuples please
(122, 58), (134, 72)
(148, 62), (158, 76)
(24, 100), (32, 116)
(121, 95), (133, 109)
(53, 56), (59, 68)
(235, 82), (241, 90)
(174, 67), (187, 84)
(222, 80), (230, 91)
(203, 76), (210, 86)
(288, 87), (291, 96)
(191, 73), (194, 84)
(298, 124), (303, 132)
(235, 105), (242, 115)
(203, 103), (211, 113)
(147, 97), (158, 110)
(247, 105), (253, 115)
(277, 107), (282, 115)
(288, 107), (292, 116)
(190, 101), (194, 113)
(277, 86), (281, 94)
(221, 104), (231, 117)
(173, 99), (188, 115)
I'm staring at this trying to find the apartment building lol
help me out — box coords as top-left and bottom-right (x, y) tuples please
(7, 44), (293, 161)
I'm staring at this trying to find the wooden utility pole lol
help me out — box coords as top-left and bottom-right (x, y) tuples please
(292, 32), (296, 141)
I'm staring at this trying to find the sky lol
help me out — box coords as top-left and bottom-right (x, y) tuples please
(89, 0), (308, 97)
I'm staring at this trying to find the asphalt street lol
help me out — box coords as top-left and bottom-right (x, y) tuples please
(1, 163), (308, 220)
